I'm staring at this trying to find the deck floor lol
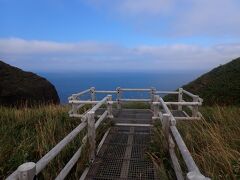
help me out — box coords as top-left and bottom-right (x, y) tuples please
(85, 109), (159, 180)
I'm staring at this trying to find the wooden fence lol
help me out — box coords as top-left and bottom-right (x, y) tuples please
(7, 87), (209, 180)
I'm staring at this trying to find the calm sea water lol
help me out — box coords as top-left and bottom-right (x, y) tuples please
(39, 71), (204, 103)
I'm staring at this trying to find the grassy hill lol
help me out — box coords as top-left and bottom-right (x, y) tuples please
(183, 57), (240, 105)
(180, 57), (240, 105)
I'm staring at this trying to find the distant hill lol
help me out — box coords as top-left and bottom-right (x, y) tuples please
(181, 57), (240, 105)
(0, 60), (60, 106)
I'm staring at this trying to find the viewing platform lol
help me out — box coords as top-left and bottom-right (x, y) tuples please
(7, 87), (210, 180)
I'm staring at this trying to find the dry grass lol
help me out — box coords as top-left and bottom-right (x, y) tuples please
(1, 104), (240, 179)
(150, 106), (240, 179)
(0, 104), (111, 179)
(178, 106), (240, 179)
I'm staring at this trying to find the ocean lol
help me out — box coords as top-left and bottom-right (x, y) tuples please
(38, 71), (204, 103)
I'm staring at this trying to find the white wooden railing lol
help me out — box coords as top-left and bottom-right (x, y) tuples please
(7, 87), (209, 180)
(6, 94), (113, 180)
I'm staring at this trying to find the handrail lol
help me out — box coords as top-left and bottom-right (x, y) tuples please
(6, 120), (87, 180)
(120, 88), (151, 91)
(165, 101), (202, 106)
(90, 96), (108, 113)
(70, 88), (91, 99)
(153, 95), (209, 179)
(120, 98), (151, 102)
(36, 121), (87, 174)
(156, 91), (179, 94)
(95, 90), (117, 94)
(7, 87), (206, 180)
(182, 89), (198, 98)
(7, 94), (113, 180)
(170, 126), (200, 173)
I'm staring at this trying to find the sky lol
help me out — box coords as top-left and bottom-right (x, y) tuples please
(0, 0), (240, 72)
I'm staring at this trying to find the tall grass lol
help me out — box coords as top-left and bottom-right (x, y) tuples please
(0, 105), (111, 179)
(150, 106), (240, 179)
(1, 104), (240, 179)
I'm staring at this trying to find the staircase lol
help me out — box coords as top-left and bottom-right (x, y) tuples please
(84, 109), (159, 180)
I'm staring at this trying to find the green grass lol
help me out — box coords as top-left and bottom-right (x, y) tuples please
(1, 104), (240, 179)
(0, 104), (111, 179)
(149, 106), (240, 179)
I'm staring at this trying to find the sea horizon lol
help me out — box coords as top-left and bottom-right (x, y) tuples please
(38, 70), (206, 103)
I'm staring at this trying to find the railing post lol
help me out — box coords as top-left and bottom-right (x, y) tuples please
(192, 96), (199, 117)
(107, 95), (113, 119)
(187, 171), (210, 180)
(153, 95), (160, 120)
(162, 114), (170, 151)
(90, 87), (96, 101)
(178, 88), (183, 111)
(87, 111), (96, 162)
(150, 87), (156, 110)
(17, 162), (36, 180)
(116, 87), (122, 110)
(72, 100), (78, 115)
(90, 87), (96, 107)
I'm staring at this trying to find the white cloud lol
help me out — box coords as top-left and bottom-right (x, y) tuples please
(0, 38), (239, 72)
(84, 0), (240, 37)
(119, 0), (173, 15)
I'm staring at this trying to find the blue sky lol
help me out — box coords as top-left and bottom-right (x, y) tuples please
(0, 0), (240, 72)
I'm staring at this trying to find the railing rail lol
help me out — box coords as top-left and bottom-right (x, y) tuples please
(7, 87), (209, 180)
(153, 95), (210, 180)
(7, 94), (113, 180)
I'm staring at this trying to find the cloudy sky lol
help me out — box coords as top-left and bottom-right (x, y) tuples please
(0, 0), (240, 72)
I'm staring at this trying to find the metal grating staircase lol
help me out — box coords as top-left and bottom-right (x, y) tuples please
(85, 109), (159, 180)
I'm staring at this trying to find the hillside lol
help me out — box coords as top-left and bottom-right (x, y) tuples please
(0, 60), (60, 106)
(181, 57), (240, 105)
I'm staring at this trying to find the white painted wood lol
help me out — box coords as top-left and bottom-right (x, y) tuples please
(107, 96), (113, 118)
(165, 102), (201, 105)
(79, 167), (89, 180)
(178, 88), (183, 111)
(97, 128), (110, 154)
(90, 96), (108, 113)
(90, 87), (96, 101)
(95, 111), (108, 129)
(72, 89), (91, 98)
(69, 100), (99, 104)
(150, 88), (156, 110)
(170, 126), (200, 173)
(121, 88), (151, 91)
(182, 89), (198, 99)
(156, 91), (179, 94)
(169, 148), (184, 180)
(175, 117), (201, 120)
(87, 111), (96, 161)
(120, 98), (151, 102)
(159, 97), (176, 125)
(153, 95), (160, 119)
(192, 96), (199, 117)
(17, 162), (36, 180)
(90, 87), (96, 108)
(187, 171), (210, 180)
(116, 87), (122, 110)
(55, 145), (84, 180)
(35, 122), (87, 174)
(115, 123), (153, 127)
(162, 114), (170, 144)
(95, 90), (117, 94)
(6, 170), (18, 180)
(8, 87), (205, 180)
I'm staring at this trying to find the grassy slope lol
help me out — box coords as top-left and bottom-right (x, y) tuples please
(0, 105), (111, 179)
(181, 57), (240, 105)
(150, 106), (240, 179)
(1, 105), (239, 179)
